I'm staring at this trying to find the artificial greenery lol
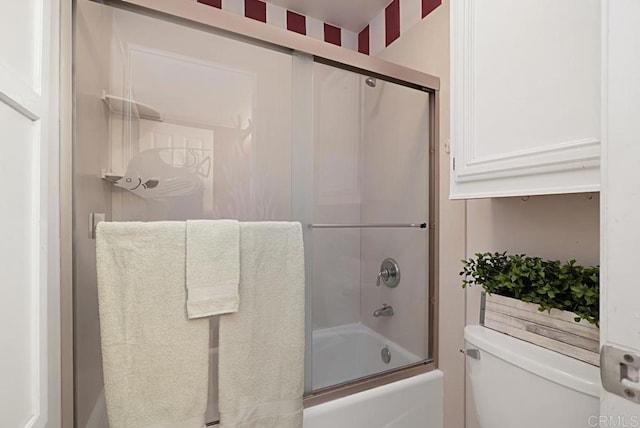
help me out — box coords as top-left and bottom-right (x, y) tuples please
(461, 252), (599, 326)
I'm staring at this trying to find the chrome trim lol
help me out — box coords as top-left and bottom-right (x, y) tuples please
(304, 361), (436, 408)
(377, 258), (401, 288)
(460, 348), (481, 360)
(310, 223), (427, 229)
(373, 304), (395, 317)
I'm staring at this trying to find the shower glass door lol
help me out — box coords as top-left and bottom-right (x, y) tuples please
(74, 1), (433, 425)
(302, 62), (431, 392)
(74, 1), (292, 425)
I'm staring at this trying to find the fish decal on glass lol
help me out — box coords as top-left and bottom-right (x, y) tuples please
(115, 148), (211, 199)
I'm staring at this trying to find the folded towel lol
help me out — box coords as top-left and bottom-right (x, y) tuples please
(186, 219), (240, 318)
(219, 222), (305, 428)
(96, 222), (209, 428)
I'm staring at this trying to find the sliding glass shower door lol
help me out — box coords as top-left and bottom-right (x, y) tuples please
(301, 62), (431, 392)
(75, 2), (293, 425)
(74, 1), (434, 425)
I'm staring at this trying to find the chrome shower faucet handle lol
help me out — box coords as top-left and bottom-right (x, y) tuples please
(376, 258), (401, 288)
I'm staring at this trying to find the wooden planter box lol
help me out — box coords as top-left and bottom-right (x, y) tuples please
(481, 293), (600, 366)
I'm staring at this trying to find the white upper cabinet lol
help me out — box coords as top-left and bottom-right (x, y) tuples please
(450, 0), (601, 199)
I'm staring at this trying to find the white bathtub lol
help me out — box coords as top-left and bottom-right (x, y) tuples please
(311, 323), (422, 390)
(303, 370), (444, 428)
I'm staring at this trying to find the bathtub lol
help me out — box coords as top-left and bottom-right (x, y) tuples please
(311, 323), (422, 390)
(303, 370), (444, 428)
(304, 323), (443, 428)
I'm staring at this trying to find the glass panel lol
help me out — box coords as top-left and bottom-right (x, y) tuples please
(73, 1), (292, 425)
(308, 63), (430, 392)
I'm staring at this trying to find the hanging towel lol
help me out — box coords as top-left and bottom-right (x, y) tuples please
(219, 222), (305, 428)
(186, 219), (240, 319)
(96, 222), (209, 428)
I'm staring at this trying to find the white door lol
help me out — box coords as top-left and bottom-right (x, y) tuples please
(0, 1), (61, 427)
(600, 0), (640, 422)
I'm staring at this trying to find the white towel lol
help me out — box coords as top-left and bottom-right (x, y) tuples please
(96, 222), (209, 428)
(219, 222), (305, 428)
(186, 219), (240, 318)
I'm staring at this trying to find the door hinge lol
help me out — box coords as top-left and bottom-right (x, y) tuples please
(453, 157), (456, 171)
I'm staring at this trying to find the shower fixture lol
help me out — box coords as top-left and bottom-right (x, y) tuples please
(365, 77), (377, 87)
(373, 304), (395, 317)
(376, 258), (401, 288)
(381, 346), (392, 364)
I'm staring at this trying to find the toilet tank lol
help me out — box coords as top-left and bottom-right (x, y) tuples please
(465, 325), (600, 428)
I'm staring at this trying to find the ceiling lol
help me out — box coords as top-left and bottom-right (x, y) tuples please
(265, 0), (391, 33)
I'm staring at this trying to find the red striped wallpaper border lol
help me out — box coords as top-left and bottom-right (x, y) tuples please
(197, 0), (222, 8)
(287, 10), (306, 35)
(358, 25), (370, 55)
(385, 0), (401, 47)
(244, 0), (266, 22)
(422, 0), (442, 18)
(324, 23), (341, 46)
(196, 0), (442, 55)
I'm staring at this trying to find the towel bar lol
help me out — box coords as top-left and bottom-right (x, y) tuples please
(309, 223), (427, 229)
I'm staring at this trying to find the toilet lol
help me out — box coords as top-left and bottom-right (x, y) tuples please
(465, 325), (600, 428)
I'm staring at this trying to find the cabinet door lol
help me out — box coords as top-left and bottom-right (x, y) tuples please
(0, 0), (61, 426)
(600, 0), (640, 420)
(451, 0), (601, 199)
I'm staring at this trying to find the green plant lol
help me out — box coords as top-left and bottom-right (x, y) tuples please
(461, 252), (599, 326)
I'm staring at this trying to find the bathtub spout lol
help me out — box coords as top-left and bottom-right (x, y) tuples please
(373, 304), (394, 317)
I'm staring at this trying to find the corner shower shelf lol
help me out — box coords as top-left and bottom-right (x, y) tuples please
(101, 90), (163, 121)
(101, 170), (124, 184)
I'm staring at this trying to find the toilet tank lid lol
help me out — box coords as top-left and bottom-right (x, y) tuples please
(464, 325), (600, 398)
